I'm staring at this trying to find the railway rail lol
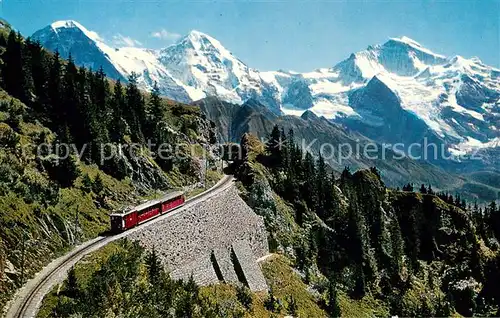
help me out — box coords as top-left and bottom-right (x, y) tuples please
(6, 175), (234, 318)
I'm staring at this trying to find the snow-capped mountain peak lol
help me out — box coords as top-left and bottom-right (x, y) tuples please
(396, 35), (423, 46)
(163, 29), (243, 68)
(183, 30), (223, 49)
(157, 29), (272, 105)
(329, 36), (450, 84)
(389, 36), (446, 59)
(32, 21), (499, 154)
(50, 20), (103, 42)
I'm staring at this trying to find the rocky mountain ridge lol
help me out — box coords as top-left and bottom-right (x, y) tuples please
(32, 20), (499, 158)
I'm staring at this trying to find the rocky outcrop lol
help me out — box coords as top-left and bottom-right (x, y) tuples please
(126, 186), (269, 291)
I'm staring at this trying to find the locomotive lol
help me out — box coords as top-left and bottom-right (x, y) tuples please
(110, 191), (185, 232)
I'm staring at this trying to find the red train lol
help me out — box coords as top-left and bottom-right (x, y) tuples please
(110, 191), (185, 232)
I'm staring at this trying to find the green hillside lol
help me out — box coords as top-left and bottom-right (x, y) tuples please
(0, 25), (218, 309)
(229, 128), (500, 317)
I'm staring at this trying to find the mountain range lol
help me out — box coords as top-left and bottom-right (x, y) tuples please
(31, 20), (500, 199)
(32, 20), (499, 156)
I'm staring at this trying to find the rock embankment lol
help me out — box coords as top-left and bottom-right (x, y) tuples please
(126, 186), (269, 291)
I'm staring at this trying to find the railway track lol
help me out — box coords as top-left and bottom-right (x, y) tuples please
(6, 175), (234, 318)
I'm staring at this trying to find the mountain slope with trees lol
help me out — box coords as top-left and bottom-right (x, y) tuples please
(38, 240), (327, 318)
(35, 125), (500, 317)
(0, 20), (218, 310)
(198, 97), (500, 202)
(229, 125), (500, 316)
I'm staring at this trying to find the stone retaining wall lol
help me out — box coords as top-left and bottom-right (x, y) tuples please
(126, 186), (269, 291)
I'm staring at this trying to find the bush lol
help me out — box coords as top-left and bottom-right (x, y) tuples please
(236, 284), (253, 311)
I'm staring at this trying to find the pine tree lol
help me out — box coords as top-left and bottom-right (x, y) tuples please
(316, 153), (327, 218)
(236, 285), (253, 311)
(75, 67), (93, 147)
(148, 81), (163, 139)
(402, 183), (414, 192)
(66, 266), (79, 297)
(264, 289), (279, 312)
(427, 184), (434, 195)
(48, 51), (63, 124)
(346, 197), (377, 291)
(92, 174), (104, 195)
(50, 155), (80, 188)
(20, 36), (35, 103)
(26, 39), (50, 113)
(454, 194), (462, 207)
(370, 166), (381, 180)
(340, 166), (352, 190)
(185, 274), (199, 297)
(266, 125), (283, 169)
(2, 31), (26, 101)
(85, 67), (111, 163)
(125, 73), (146, 142)
(407, 209), (421, 271)
(110, 79), (127, 142)
(61, 53), (80, 142)
(420, 184), (427, 194)
(145, 248), (162, 285)
(389, 217), (404, 282)
(352, 265), (366, 299)
(286, 129), (295, 170)
(328, 277), (341, 317)
(91, 67), (111, 143)
(302, 152), (318, 210)
(81, 174), (93, 193)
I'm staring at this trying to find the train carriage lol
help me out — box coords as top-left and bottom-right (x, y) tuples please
(110, 191), (185, 232)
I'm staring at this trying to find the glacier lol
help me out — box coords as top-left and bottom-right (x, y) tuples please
(32, 20), (500, 155)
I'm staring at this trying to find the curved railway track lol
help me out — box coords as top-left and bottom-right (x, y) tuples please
(7, 175), (234, 318)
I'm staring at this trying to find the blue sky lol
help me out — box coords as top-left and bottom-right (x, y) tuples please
(1, 0), (499, 72)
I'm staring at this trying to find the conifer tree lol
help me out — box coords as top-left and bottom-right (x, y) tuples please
(26, 39), (50, 113)
(303, 152), (318, 210)
(266, 125), (283, 169)
(75, 67), (92, 147)
(48, 51), (63, 124)
(389, 217), (404, 281)
(316, 153), (327, 217)
(420, 184), (427, 194)
(145, 248), (161, 285)
(280, 127), (289, 170)
(427, 184), (434, 195)
(236, 285), (253, 311)
(328, 276), (341, 317)
(66, 266), (79, 298)
(110, 79), (127, 142)
(265, 289), (279, 312)
(81, 174), (93, 193)
(61, 54), (80, 142)
(92, 174), (104, 195)
(340, 166), (352, 190)
(148, 81), (163, 138)
(91, 67), (111, 142)
(125, 73), (146, 142)
(352, 265), (366, 299)
(20, 36), (35, 104)
(2, 31), (24, 99)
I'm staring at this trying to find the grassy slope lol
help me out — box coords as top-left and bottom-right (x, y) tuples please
(0, 87), (218, 311)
